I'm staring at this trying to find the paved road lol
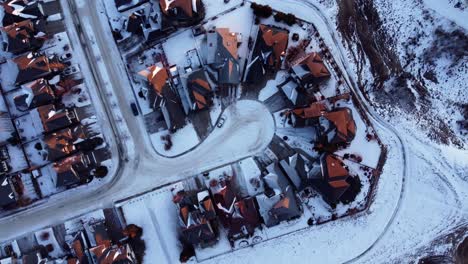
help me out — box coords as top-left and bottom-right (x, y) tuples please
(0, 0), (275, 240)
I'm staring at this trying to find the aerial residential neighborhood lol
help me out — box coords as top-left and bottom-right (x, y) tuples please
(0, 0), (467, 264)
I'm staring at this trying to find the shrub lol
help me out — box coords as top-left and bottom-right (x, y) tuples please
(94, 166), (108, 178)
(250, 3), (272, 18)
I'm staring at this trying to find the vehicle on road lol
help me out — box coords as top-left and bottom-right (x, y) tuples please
(130, 103), (139, 116)
(217, 116), (226, 128)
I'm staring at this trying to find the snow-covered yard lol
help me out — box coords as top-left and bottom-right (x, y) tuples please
(117, 188), (181, 264)
(150, 122), (200, 156)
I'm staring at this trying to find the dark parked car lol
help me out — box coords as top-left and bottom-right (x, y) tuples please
(130, 103), (139, 116)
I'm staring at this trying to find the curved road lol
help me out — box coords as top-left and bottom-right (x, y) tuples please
(0, 0), (275, 240)
(0, 1), (412, 263)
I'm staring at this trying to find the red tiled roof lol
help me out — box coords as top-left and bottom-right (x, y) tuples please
(295, 52), (330, 78)
(323, 108), (356, 143)
(52, 153), (84, 174)
(273, 196), (290, 209)
(1, 19), (34, 39)
(217, 28), (238, 59)
(138, 65), (168, 95)
(259, 25), (289, 68)
(44, 128), (75, 155)
(160, 0), (194, 17)
(329, 179), (349, 189)
(325, 155), (348, 179)
(25, 78), (55, 98)
(292, 101), (327, 119)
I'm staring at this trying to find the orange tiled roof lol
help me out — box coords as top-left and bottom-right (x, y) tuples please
(1, 19), (34, 39)
(160, 0), (194, 17)
(329, 179), (349, 189)
(217, 28), (238, 59)
(138, 65), (169, 95)
(292, 101), (327, 119)
(45, 128), (75, 155)
(273, 196), (290, 209)
(13, 53), (65, 73)
(323, 108), (356, 143)
(71, 238), (85, 260)
(325, 155), (348, 179)
(25, 78), (55, 98)
(52, 153), (84, 174)
(98, 245), (133, 264)
(259, 25), (289, 68)
(295, 52), (330, 78)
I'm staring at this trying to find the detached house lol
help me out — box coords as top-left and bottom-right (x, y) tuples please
(52, 152), (93, 188)
(184, 69), (213, 111)
(159, 0), (204, 25)
(138, 63), (186, 131)
(174, 190), (219, 247)
(317, 108), (356, 146)
(43, 125), (89, 162)
(289, 101), (327, 127)
(206, 28), (240, 87)
(37, 104), (79, 133)
(209, 177), (261, 242)
(88, 222), (137, 264)
(1, 19), (46, 55)
(245, 25), (289, 84)
(290, 52), (331, 89)
(126, 3), (164, 42)
(256, 163), (302, 227)
(0, 175), (16, 209)
(1, 0), (46, 26)
(13, 78), (56, 112)
(12, 52), (65, 85)
(310, 154), (351, 205)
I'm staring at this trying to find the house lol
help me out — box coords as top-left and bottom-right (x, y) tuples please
(12, 52), (65, 85)
(43, 125), (88, 162)
(255, 163), (302, 227)
(206, 28), (240, 86)
(1, 19), (46, 55)
(277, 77), (309, 107)
(90, 243), (137, 264)
(309, 154), (351, 205)
(68, 232), (92, 264)
(13, 78), (56, 112)
(1, 0), (46, 26)
(37, 104), (79, 133)
(228, 197), (261, 241)
(245, 25), (289, 84)
(210, 177), (237, 227)
(0, 176), (16, 209)
(52, 152), (92, 188)
(159, 0), (203, 24)
(317, 108), (356, 146)
(138, 63), (186, 131)
(88, 222), (138, 264)
(174, 190), (218, 247)
(289, 101), (327, 127)
(125, 3), (164, 42)
(184, 69), (213, 111)
(290, 52), (331, 88)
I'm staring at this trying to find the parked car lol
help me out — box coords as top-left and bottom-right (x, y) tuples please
(217, 116), (226, 128)
(130, 103), (139, 116)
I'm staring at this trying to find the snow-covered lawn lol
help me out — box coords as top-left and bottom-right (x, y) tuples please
(117, 188), (181, 264)
(162, 29), (197, 67)
(203, 0), (244, 19)
(150, 123), (200, 156)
